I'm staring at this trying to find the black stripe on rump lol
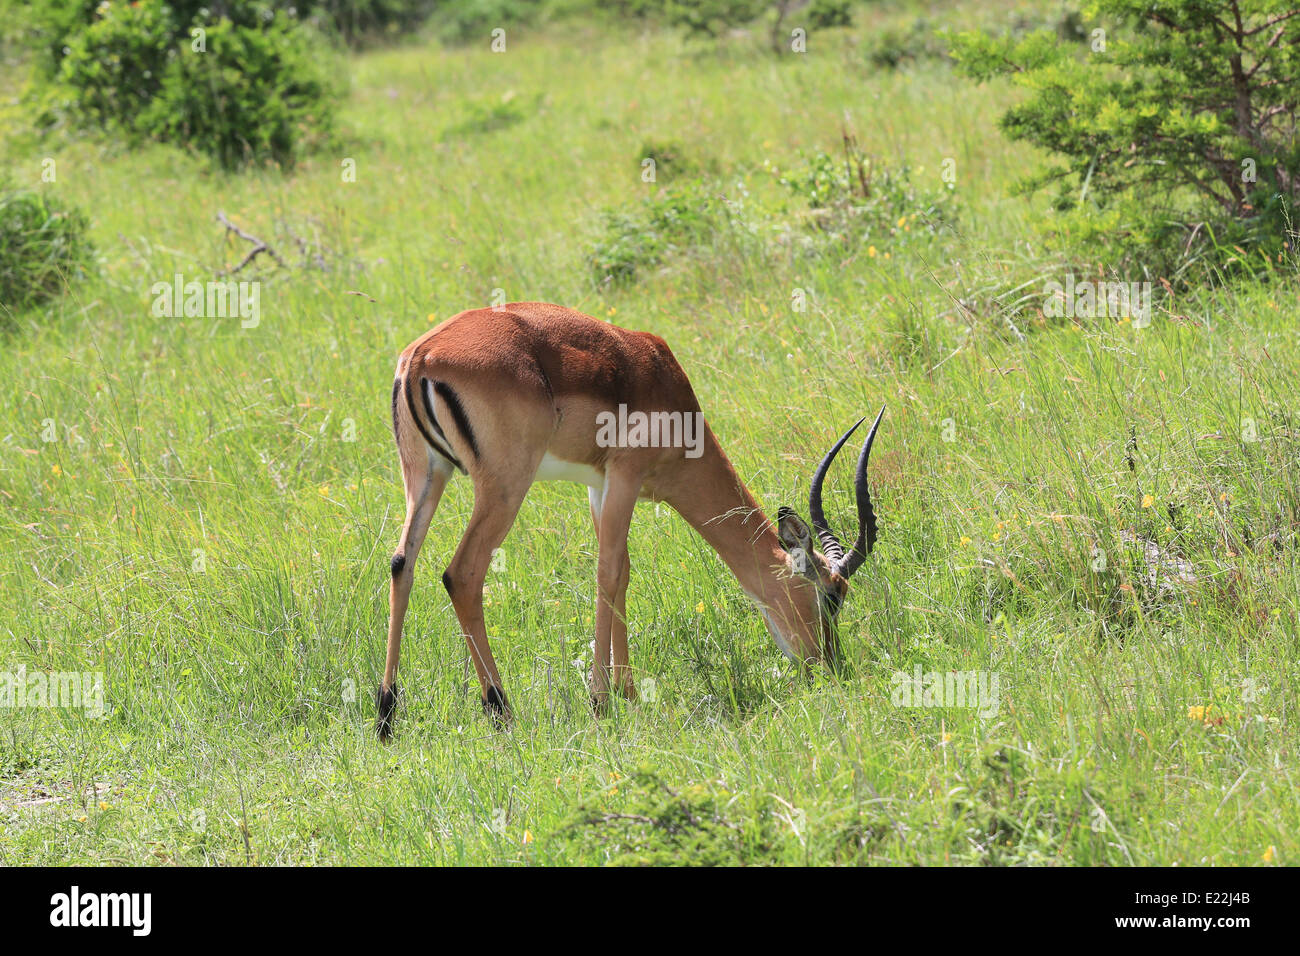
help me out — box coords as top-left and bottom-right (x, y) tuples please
(421, 379), (464, 463)
(403, 373), (465, 472)
(390, 378), (401, 442)
(432, 380), (480, 461)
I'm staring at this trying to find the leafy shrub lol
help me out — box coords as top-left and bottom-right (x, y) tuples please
(947, 745), (1122, 865)
(31, 0), (266, 76)
(806, 0), (851, 30)
(26, 0), (432, 66)
(583, 0), (664, 21)
(21, 0), (101, 77)
(54, 0), (340, 169)
(303, 0), (437, 45)
(865, 8), (1088, 73)
(440, 91), (534, 139)
(664, 0), (762, 38)
(0, 182), (95, 322)
(429, 0), (538, 46)
(52, 1), (176, 125)
(950, 0), (1300, 281)
(586, 178), (725, 286)
(775, 141), (957, 250)
(553, 769), (777, 866)
(150, 17), (339, 168)
(866, 17), (949, 70)
(636, 139), (715, 182)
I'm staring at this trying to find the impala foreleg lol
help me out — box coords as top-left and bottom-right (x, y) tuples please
(592, 470), (639, 711)
(610, 564), (636, 701)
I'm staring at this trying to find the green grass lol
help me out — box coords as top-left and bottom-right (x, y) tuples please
(2, 2), (1298, 865)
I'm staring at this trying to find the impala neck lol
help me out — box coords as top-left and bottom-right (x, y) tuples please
(662, 427), (818, 661)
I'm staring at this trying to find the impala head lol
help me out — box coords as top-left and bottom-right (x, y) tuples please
(773, 406), (885, 666)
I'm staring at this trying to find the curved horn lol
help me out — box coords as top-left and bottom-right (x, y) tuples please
(837, 405), (886, 579)
(808, 417), (865, 562)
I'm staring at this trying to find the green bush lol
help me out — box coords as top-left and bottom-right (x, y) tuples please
(775, 145), (957, 250)
(586, 178), (725, 286)
(950, 0), (1300, 281)
(54, 0), (340, 169)
(30, 0), (262, 77)
(0, 183), (95, 322)
(52, 1), (177, 125)
(866, 18), (949, 70)
(440, 92), (534, 139)
(664, 0), (762, 38)
(429, 0), (538, 46)
(553, 769), (778, 865)
(576, 0), (663, 21)
(636, 139), (715, 181)
(806, 0), (851, 30)
(25, 0), (433, 68)
(142, 16), (339, 168)
(19, 0), (99, 78)
(304, 0), (437, 45)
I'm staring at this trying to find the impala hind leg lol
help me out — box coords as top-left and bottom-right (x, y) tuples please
(379, 454), (454, 739)
(444, 479), (530, 725)
(591, 469), (639, 711)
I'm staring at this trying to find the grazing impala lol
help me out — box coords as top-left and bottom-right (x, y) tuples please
(378, 301), (883, 738)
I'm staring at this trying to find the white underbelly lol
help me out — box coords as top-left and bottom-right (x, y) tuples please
(534, 452), (605, 490)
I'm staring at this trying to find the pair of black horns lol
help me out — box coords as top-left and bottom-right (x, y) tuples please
(808, 405), (885, 579)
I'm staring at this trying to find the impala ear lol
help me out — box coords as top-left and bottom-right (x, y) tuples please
(776, 506), (813, 555)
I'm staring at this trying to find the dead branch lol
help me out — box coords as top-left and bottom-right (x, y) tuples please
(216, 210), (287, 276)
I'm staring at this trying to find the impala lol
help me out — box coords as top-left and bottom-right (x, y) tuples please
(378, 301), (884, 738)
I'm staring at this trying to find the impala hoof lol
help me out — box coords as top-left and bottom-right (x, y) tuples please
(482, 685), (511, 726)
(376, 683), (399, 740)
